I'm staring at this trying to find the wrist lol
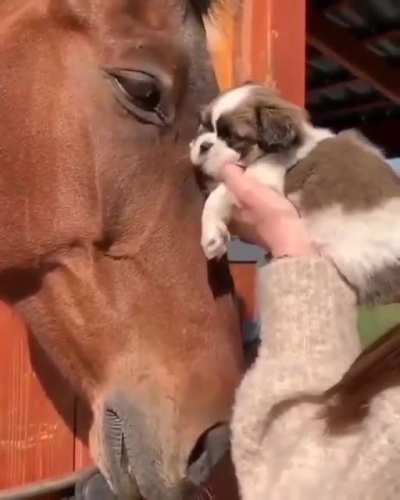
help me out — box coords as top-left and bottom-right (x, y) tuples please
(272, 239), (317, 259)
(267, 222), (317, 259)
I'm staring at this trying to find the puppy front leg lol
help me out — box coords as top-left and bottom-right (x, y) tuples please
(201, 184), (235, 260)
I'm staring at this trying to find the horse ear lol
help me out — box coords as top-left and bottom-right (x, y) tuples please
(47, 0), (90, 30)
(257, 107), (299, 153)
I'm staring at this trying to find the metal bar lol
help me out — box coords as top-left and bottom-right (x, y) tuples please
(308, 10), (400, 104)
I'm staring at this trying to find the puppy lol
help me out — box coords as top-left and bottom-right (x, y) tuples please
(190, 82), (400, 305)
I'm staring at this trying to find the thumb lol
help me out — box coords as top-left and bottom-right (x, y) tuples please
(220, 164), (258, 206)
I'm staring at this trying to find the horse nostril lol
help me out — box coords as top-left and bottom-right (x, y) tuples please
(103, 407), (142, 499)
(186, 424), (230, 487)
(200, 141), (213, 154)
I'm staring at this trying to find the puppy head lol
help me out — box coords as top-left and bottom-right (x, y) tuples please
(189, 83), (307, 178)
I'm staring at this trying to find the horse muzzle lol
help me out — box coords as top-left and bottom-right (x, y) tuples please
(88, 391), (230, 500)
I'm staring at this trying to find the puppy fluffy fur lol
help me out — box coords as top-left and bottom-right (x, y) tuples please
(190, 83), (400, 305)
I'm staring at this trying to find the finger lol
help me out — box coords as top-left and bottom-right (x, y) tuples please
(229, 216), (264, 247)
(222, 164), (299, 219)
(220, 164), (244, 190)
(222, 165), (281, 211)
(220, 164), (259, 206)
(231, 205), (255, 226)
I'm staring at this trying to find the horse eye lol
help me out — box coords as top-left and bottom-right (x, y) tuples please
(116, 74), (161, 110)
(107, 69), (172, 127)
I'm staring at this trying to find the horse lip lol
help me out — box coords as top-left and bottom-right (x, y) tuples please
(186, 423), (230, 487)
(75, 468), (136, 500)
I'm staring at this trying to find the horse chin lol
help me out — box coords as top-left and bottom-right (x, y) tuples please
(88, 391), (230, 500)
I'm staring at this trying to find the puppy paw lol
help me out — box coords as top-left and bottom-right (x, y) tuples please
(201, 221), (230, 260)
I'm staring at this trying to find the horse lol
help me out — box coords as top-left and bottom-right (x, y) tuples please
(0, 1), (244, 498)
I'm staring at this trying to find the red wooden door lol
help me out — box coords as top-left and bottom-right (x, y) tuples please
(0, 304), (75, 490)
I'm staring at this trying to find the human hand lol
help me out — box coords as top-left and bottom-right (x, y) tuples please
(220, 164), (317, 258)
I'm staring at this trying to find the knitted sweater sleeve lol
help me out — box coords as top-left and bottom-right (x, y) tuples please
(231, 257), (361, 497)
(257, 256), (360, 376)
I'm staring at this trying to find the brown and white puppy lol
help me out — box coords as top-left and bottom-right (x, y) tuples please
(190, 83), (400, 305)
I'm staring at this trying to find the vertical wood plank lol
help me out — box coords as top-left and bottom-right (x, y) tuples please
(267, 0), (306, 105)
(0, 303), (75, 488)
(234, 0), (269, 84)
(206, 2), (238, 90)
(233, 0), (306, 105)
(74, 401), (93, 470)
(230, 264), (257, 321)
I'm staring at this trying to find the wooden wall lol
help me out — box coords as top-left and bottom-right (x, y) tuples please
(0, 1), (306, 491)
(208, 0), (306, 318)
(206, 0), (306, 103)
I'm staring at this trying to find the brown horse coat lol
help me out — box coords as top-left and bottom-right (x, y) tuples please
(0, 1), (244, 498)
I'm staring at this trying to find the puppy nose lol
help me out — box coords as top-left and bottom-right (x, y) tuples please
(200, 141), (213, 154)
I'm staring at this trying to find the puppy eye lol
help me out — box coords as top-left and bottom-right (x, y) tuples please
(218, 123), (231, 140)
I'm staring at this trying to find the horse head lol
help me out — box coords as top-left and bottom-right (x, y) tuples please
(0, 1), (243, 498)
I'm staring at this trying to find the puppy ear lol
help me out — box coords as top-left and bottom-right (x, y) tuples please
(257, 107), (299, 152)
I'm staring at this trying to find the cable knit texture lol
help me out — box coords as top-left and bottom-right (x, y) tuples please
(231, 257), (400, 500)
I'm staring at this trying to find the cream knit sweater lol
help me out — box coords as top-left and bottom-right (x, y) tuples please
(231, 257), (400, 500)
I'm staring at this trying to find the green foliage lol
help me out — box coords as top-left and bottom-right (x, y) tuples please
(358, 303), (400, 347)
